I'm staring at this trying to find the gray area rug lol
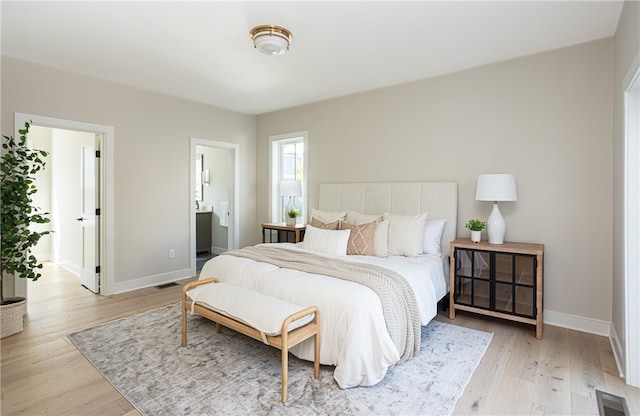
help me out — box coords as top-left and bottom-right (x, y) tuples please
(69, 304), (492, 415)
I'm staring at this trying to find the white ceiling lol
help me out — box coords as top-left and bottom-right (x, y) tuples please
(1, 1), (623, 115)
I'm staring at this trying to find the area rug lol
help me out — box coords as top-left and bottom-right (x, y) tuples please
(69, 304), (492, 416)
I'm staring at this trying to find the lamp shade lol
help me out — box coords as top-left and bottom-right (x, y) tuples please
(279, 180), (302, 197)
(475, 174), (517, 202)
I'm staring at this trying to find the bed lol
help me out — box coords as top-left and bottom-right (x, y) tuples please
(195, 181), (457, 389)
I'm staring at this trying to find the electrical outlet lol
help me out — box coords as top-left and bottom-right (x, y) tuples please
(168, 249), (175, 259)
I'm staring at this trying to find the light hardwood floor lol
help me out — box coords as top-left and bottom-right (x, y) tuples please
(1, 263), (638, 415)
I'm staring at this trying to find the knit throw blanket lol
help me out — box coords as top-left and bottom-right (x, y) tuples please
(222, 245), (421, 363)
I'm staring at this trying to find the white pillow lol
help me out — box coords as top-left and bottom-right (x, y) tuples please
(384, 212), (428, 257)
(310, 208), (346, 223)
(345, 210), (384, 225)
(374, 219), (390, 257)
(302, 224), (350, 256)
(423, 219), (446, 256)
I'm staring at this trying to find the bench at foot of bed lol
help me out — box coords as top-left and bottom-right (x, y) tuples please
(181, 278), (320, 403)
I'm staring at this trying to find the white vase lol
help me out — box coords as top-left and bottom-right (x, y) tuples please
(285, 216), (296, 226)
(471, 230), (482, 243)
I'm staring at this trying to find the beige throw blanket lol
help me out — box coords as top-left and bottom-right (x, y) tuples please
(223, 245), (421, 363)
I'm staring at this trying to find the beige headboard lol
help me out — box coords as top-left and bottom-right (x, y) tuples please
(318, 182), (458, 256)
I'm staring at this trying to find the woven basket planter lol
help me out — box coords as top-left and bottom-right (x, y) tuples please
(1, 298), (26, 339)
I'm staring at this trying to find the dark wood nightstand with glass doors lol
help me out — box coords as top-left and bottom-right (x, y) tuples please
(449, 238), (544, 339)
(261, 223), (306, 243)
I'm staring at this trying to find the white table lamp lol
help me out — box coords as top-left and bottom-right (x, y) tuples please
(279, 180), (302, 222)
(475, 174), (517, 244)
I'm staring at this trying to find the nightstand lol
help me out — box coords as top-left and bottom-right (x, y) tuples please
(449, 238), (544, 339)
(261, 223), (306, 243)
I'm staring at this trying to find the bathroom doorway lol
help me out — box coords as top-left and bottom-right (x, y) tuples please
(190, 138), (239, 274)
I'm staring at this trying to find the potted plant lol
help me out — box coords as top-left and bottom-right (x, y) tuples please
(1, 121), (51, 338)
(465, 219), (486, 243)
(286, 208), (300, 226)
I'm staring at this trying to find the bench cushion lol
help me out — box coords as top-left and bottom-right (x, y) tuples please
(186, 282), (315, 336)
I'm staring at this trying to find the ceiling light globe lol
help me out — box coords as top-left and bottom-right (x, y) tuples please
(254, 37), (288, 55)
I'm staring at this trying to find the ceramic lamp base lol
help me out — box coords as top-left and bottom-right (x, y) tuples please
(487, 202), (506, 244)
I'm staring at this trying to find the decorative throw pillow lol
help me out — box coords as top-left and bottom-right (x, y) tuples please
(310, 208), (346, 224)
(310, 217), (340, 230)
(340, 221), (376, 256)
(384, 212), (428, 257)
(345, 210), (384, 225)
(302, 224), (350, 256)
(423, 219), (447, 256)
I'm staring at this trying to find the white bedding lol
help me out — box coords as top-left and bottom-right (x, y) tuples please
(197, 242), (448, 389)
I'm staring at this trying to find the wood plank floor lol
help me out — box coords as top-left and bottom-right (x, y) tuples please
(1, 263), (638, 415)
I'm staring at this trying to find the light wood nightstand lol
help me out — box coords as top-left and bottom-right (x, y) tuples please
(449, 238), (544, 339)
(261, 223), (306, 243)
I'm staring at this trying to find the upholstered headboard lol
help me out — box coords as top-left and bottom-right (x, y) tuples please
(318, 182), (458, 256)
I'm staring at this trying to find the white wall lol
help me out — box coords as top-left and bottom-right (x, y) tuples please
(257, 38), (614, 330)
(1, 56), (257, 292)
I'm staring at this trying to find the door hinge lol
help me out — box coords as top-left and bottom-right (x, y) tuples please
(96, 150), (101, 157)
(95, 266), (101, 274)
(95, 208), (101, 216)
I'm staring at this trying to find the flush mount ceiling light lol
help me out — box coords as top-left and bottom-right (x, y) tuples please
(249, 25), (293, 56)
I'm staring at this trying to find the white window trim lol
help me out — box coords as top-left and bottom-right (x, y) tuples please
(268, 131), (308, 224)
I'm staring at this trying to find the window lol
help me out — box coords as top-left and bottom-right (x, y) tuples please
(269, 132), (307, 223)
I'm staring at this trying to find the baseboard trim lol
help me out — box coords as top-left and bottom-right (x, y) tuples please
(544, 309), (610, 337)
(609, 323), (626, 379)
(111, 268), (194, 295)
(58, 261), (81, 277)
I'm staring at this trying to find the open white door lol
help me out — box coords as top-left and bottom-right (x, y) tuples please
(78, 135), (100, 293)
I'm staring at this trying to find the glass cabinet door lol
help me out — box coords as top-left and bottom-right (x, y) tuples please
(454, 249), (490, 309)
(514, 255), (536, 316)
(454, 248), (537, 318)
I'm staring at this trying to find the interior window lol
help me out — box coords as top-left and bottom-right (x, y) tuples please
(269, 132), (307, 223)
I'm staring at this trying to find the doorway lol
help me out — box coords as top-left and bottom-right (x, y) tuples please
(14, 113), (114, 296)
(190, 138), (239, 274)
(29, 126), (100, 293)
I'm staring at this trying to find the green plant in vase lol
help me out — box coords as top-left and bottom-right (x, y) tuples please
(465, 219), (486, 243)
(287, 208), (300, 219)
(465, 219), (486, 231)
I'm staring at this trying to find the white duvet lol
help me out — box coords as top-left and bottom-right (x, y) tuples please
(197, 243), (448, 389)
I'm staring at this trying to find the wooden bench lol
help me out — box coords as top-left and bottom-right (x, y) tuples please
(181, 278), (320, 403)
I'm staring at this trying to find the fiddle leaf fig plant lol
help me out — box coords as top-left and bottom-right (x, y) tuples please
(1, 121), (51, 304)
(465, 219), (486, 232)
